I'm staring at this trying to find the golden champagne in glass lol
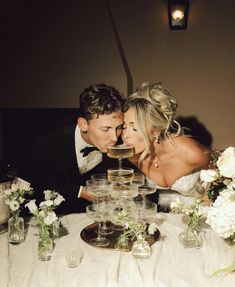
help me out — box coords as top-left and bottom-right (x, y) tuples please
(107, 144), (134, 170)
(107, 144), (134, 159)
(107, 167), (134, 184)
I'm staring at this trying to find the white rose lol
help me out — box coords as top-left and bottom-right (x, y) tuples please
(11, 183), (19, 192)
(54, 194), (65, 206)
(217, 147), (235, 178)
(200, 169), (218, 182)
(9, 200), (20, 211)
(206, 189), (235, 238)
(44, 211), (57, 225)
(4, 189), (13, 196)
(25, 200), (38, 213)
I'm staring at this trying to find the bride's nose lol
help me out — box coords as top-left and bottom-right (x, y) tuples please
(121, 128), (128, 141)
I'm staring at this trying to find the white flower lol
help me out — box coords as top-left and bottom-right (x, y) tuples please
(18, 196), (25, 204)
(25, 200), (38, 214)
(148, 223), (158, 235)
(39, 200), (54, 209)
(170, 197), (185, 213)
(11, 183), (19, 192)
(17, 178), (31, 191)
(200, 169), (218, 182)
(217, 147), (235, 178)
(44, 211), (57, 225)
(54, 194), (65, 206)
(26, 190), (64, 228)
(4, 189), (13, 196)
(206, 189), (235, 238)
(44, 190), (53, 200)
(9, 200), (20, 211)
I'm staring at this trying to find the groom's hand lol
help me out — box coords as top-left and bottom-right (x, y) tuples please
(80, 186), (97, 202)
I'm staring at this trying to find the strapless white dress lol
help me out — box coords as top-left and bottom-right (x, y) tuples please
(147, 172), (200, 208)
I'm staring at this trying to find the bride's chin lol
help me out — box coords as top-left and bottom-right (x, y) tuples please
(123, 141), (133, 147)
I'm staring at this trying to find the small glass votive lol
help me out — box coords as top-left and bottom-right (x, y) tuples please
(65, 250), (84, 268)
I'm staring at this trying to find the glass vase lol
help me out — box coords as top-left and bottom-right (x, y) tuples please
(50, 219), (60, 238)
(179, 223), (203, 248)
(8, 213), (24, 244)
(38, 225), (53, 261)
(131, 235), (151, 259)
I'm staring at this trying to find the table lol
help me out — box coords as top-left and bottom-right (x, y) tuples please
(1, 213), (235, 287)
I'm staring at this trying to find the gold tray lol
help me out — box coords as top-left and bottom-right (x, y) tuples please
(80, 222), (160, 251)
(0, 223), (8, 234)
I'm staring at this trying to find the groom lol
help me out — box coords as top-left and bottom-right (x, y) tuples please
(21, 84), (126, 214)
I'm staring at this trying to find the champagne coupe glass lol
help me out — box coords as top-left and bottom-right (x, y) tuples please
(142, 201), (158, 223)
(86, 203), (109, 247)
(91, 174), (113, 235)
(107, 144), (134, 170)
(91, 174), (107, 180)
(110, 182), (139, 201)
(132, 172), (145, 187)
(86, 179), (113, 247)
(107, 167), (134, 184)
(138, 183), (156, 208)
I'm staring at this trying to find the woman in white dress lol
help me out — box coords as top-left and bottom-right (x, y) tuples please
(122, 82), (210, 205)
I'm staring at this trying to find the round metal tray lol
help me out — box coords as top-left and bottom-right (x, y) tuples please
(80, 222), (160, 251)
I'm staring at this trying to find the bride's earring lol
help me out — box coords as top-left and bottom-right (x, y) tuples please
(155, 135), (161, 144)
(154, 160), (159, 168)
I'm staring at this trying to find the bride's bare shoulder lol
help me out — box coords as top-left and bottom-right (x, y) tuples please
(173, 135), (210, 167)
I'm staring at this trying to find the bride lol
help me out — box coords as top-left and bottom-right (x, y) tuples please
(122, 82), (210, 205)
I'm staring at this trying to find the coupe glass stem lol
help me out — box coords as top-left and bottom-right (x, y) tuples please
(118, 158), (122, 170)
(96, 222), (103, 241)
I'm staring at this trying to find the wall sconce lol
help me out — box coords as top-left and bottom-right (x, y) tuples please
(168, 0), (189, 30)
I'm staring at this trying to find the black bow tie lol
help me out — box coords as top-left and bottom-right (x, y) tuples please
(80, 146), (99, 157)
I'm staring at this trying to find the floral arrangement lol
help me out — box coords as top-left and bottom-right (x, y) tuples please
(206, 190), (235, 239)
(113, 209), (158, 247)
(26, 190), (65, 260)
(198, 146), (235, 240)
(170, 198), (204, 228)
(199, 146), (235, 202)
(3, 178), (33, 214)
(25, 190), (65, 228)
(198, 146), (235, 274)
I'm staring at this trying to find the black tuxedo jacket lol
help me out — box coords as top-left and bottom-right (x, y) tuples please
(21, 124), (125, 214)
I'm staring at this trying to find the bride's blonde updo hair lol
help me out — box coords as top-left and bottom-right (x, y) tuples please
(127, 81), (182, 164)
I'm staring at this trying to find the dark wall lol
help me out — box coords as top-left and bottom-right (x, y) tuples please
(1, 109), (78, 174)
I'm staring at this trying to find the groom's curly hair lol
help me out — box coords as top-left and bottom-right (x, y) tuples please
(79, 84), (126, 120)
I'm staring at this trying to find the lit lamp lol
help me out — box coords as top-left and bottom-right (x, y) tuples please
(168, 0), (189, 30)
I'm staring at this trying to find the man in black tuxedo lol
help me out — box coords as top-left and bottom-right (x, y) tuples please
(22, 84), (126, 214)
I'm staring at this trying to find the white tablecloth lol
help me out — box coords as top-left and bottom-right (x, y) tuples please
(1, 213), (235, 287)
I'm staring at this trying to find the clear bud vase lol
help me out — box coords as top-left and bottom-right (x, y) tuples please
(179, 223), (203, 249)
(8, 212), (24, 244)
(131, 234), (151, 259)
(50, 219), (60, 239)
(38, 225), (53, 261)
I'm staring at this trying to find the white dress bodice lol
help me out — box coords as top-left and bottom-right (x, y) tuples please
(146, 172), (200, 208)
(170, 171), (200, 196)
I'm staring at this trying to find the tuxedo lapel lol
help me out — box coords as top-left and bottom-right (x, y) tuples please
(61, 125), (81, 184)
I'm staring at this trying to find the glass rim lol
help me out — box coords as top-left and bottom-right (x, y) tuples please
(107, 144), (134, 149)
(107, 167), (134, 171)
(86, 178), (112, 186)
